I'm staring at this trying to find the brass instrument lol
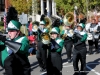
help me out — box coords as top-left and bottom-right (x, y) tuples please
(62, 34), (67, 40)
(44, 16), (52, 30)
(41, 33), (50, 44)
(62, 29), (74, 40)
(63, 12), (74, 26)
(62, 12), (74, 39)
(32, 24), (38, 32)
(40, 16), (52, 44)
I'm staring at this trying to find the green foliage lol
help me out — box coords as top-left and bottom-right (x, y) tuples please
(32, 0), (39, 14)
(55, 0), (100, 16)
(10, 0), (32, 14)
(0, 21), (4, 26)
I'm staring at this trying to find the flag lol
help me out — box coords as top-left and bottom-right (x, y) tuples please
(74, 10), (76, 22)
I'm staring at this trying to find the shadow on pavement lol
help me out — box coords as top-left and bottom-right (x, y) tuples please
(61, 52), (66, 56)
(86, 58), (100, 75)
(30, 61), (39, 71)
(0, 68), (4, 71)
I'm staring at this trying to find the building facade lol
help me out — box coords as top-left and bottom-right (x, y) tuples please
(40, 0), (56, 16)
(0, 0), (5, 21)
(30, 0), (57, 22)
(0, 0), (57, 21)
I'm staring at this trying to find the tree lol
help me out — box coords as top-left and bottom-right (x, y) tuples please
(10, 0), (32, 14)
(55, 0), (100, 17)
(54, 0), (80, 16)
(32, 0), (40, 15)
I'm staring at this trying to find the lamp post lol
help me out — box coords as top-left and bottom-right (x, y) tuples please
(74, 6), (78, 22)
(86, 0), (88, 22)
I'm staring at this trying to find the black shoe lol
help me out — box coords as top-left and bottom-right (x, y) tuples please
(80, 72), (86, 75)
(95, 51), (99, 54)
(67, 59), (71, 63)
(40, 68), (44, 72)
(88, 52), (93, 55)
(40, 68), (47, 72)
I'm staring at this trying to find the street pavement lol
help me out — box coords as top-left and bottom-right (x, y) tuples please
(0, 41), (100, 75)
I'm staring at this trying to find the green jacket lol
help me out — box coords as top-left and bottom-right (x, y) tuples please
(74, 31), (87, 42)
(50, 37), (64, 54)
(73, 31), (87, 48)
(0, 36), (29, 66)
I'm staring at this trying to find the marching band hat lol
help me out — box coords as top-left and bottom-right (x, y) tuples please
(8, 20), (21, 30)
(40, 14), (46, 25)
(40, 21), (46, 25)
(43, 28), (49, 33)
(77, 23), (85, 29)
(50, 27), (60, 34)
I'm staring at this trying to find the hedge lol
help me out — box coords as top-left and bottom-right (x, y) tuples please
(0, 21), (4, 26)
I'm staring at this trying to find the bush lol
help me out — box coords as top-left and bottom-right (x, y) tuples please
(0, 21), (4, 26)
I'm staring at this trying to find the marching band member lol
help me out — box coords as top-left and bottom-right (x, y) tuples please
(61, 25), (74, 63)
(73, 23), (87, 75)
(61, 12), (74, 63)
(47, 27), (64, 75)
(86, 19), (99, 54)
(0, 6), (31, 75)
(0, 20), (31, 75)
(36, 14), (50, 72)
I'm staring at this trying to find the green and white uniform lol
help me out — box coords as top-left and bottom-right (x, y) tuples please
(0, 36), (29, 66)
(73, 23), (87, 72)
(47, 27), (64, 75)
(0, 20), (31, 75)
(61, 29), (74, 62)
(36, 20), (50, 71)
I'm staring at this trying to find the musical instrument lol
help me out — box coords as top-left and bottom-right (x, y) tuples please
(0, 33), (21, 53)
(44, 17), (52, 30)
(62, 12), (74, 39)
(63, 12), (74, 26)
(62, 29), (74, 39)
(32, 24), (38, 32)
(41, 33), (50, 44)
(40, 15), (52, 44)
(40, 15), (52, 30)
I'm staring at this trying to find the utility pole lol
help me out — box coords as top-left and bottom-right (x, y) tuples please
(86, 0), (88, 21)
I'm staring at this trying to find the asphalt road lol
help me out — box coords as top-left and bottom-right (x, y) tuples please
(0, 41), (100, 75)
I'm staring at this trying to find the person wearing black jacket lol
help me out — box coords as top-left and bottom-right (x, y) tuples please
(0, 20), (31, 75)
(36, 15), (50, 72)
(61, 25), (74, 63)
(47, 27), (64, 75)
(73, 23), (87, 75)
